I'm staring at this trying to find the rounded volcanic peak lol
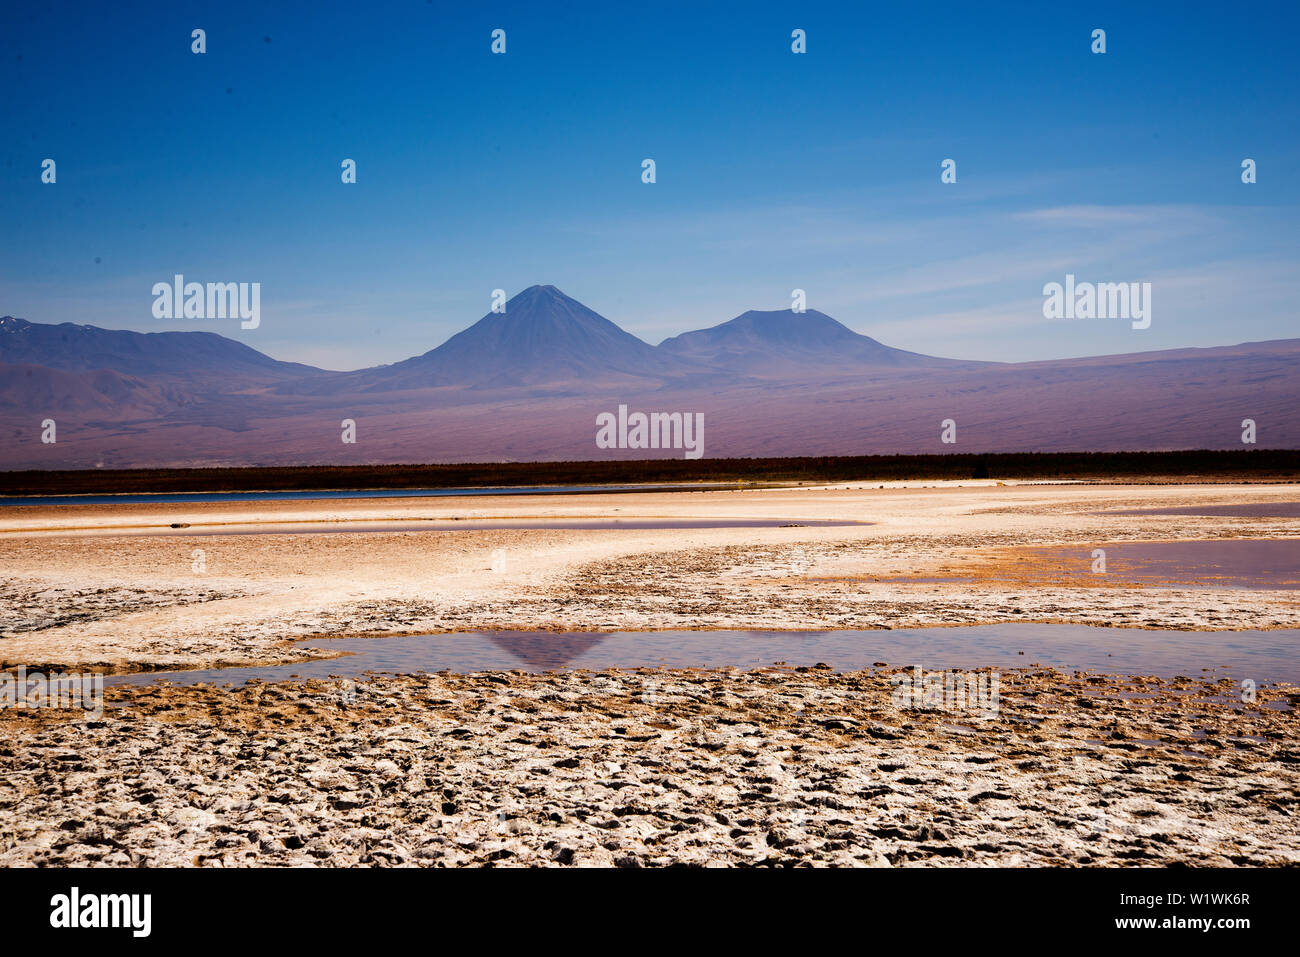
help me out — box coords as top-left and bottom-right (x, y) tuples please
(679, 308), (872, 349)
(659, 306), (952, 375)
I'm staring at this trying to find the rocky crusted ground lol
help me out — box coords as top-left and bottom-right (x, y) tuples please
(0, 578), (241, 639)
(2, 484), (1297, 867)
(1, 667), (1295, 867)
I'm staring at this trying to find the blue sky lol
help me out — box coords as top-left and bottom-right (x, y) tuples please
(2, 0), (1297, 369)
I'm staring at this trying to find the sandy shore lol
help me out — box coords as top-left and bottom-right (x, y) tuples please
(1, 480), (1297, 866)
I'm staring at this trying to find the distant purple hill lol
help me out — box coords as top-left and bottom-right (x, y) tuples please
(659, 308), (977, 376)
(0, 315), (321, 390)
(2, 288), (1298, 467)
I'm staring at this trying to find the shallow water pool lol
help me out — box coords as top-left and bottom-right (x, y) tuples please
(105, 623), (1300, 688)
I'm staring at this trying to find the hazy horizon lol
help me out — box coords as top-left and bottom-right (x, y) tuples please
(4, 281), (1298, 376)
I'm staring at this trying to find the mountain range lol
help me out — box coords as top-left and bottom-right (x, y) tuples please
(2, 287), (1297, 468)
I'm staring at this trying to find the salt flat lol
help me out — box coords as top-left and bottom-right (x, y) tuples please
(0, 481), (1297, 672)
(2, 480), (1298, 867)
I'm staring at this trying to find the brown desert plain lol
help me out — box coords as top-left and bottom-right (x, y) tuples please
(0, 479), (1297, 866)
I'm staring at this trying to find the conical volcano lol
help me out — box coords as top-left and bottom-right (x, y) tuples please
(352, 285), (702, 390)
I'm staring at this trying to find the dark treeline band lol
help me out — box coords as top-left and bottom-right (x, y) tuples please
(2, 449), (1298, 496)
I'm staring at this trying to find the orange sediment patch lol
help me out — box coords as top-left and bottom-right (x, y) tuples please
(818, 539), (1300, 592)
